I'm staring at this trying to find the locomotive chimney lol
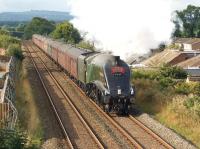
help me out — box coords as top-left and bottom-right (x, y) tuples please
(115, 56), (120, 65)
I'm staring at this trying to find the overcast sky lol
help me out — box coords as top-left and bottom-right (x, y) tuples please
(0, 0), (70, 12)
(0, 0), (199, 13)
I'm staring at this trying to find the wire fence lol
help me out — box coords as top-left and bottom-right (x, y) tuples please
(0, 57), (17, 129)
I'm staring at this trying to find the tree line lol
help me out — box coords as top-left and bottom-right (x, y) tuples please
(22, 17), (95, 51)
(172, 5), (200, 38)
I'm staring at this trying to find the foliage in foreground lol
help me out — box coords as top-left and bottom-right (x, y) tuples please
(0, 129), (38, 149)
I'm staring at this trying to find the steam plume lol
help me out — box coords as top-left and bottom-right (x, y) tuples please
(68, 0), (193, 59)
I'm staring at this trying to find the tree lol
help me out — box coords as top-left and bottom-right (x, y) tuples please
(24, 17), (55, 39)
(6, 44), (23, 60)
(77, 40), (95, 51)
(158, 42), (166, 51)
(0, 35), (20, 49)
(0, 29), (9, 36)
(16, 23), (26, 32)
(51, 21), (82, 44)
(172, 5), (200, 38)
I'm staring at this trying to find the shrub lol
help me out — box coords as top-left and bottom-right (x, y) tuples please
(77, 40), (95, 51)
(0, 129), (39, 149)
(160, 65), (187, 79)
(132, 70), (159, 80)
(0, 29), (9, 35)
(184, 96), (200, 116)
(194, 83), (200, 96)
(158, 77), (175, 89)
(0, 129), (27, 149)
(6, 44), (23, 60)
(0, 35), (21, 49)
(175, 82), (192, 95)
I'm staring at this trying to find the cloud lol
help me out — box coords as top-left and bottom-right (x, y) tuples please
(68, 0), (200, 59)
(0, 0), (70, 12)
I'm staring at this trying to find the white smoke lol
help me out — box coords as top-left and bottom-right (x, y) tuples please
(67, 0), (192, 59)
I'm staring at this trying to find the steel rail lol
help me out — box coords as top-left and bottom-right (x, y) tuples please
(27, 42), (105, 149)
(129, 116), (174, 149)
(31, 42), (143, 149)
(24, 43), (74, 149)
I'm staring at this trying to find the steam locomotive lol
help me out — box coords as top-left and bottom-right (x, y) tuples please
(32, 34), (135, 114)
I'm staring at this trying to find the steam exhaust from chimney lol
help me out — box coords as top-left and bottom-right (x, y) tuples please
(67, 0), (193, 60)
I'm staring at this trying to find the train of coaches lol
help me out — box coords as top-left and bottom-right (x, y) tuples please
(32, 34), (135, 114)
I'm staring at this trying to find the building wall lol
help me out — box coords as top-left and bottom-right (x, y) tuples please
(192, 42), (200, 51)
(183, 44), (192, 50)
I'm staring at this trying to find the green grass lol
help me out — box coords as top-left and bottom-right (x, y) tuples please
(15, 60), (43, 148)
(133, 77), (200, 148)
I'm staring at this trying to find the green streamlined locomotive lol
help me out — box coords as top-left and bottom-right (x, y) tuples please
(33, 34), (135, 114)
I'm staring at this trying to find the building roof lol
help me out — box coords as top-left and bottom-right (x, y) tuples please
(177, 55), (200, 68)
(185, 68), (200, 76)
(174, 38), (200, 45)
(174, 38), (190, 43)
(141, 50), (181, 67)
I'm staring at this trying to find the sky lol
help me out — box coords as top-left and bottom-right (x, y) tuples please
(0, 0), (70, 12)
(0, 0), (199, 12)
(0, 0), (200, 59)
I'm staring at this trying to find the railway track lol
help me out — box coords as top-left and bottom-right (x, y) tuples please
(112, 116), (174, 149)
(27, 41), (174, 149)
(27, 41), (143, 148)
(24, 42), (104, 149)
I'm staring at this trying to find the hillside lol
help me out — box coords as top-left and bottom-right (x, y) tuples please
(0, 10), (73, 22)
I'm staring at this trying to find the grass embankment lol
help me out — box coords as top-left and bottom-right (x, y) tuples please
(132, 66), (200, 147)
(15, 60), (43, 147)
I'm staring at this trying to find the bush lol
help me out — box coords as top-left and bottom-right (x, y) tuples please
(77, 40), (95, 51)
(194, 83), (200, 96)
(175, 82), (192, 95)
(6, 44), (23, 60)
(0, 29), (9, 36)
(0, 129), (27, 149)
(132, 70), (159, 80)
(0, 129), (39, 149)
(184, 96), (200, 116)
(158, 77), (175, 89)
(0, 35), (21, 49)
(160, 65), (187, 79)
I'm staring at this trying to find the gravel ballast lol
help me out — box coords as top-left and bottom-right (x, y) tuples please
(136, 113), (197, 149)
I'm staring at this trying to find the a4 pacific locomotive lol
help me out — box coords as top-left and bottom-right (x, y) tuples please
(32, 34), (135, 114)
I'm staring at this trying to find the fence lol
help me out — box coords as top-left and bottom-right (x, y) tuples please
(0, 57), (17, 129)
